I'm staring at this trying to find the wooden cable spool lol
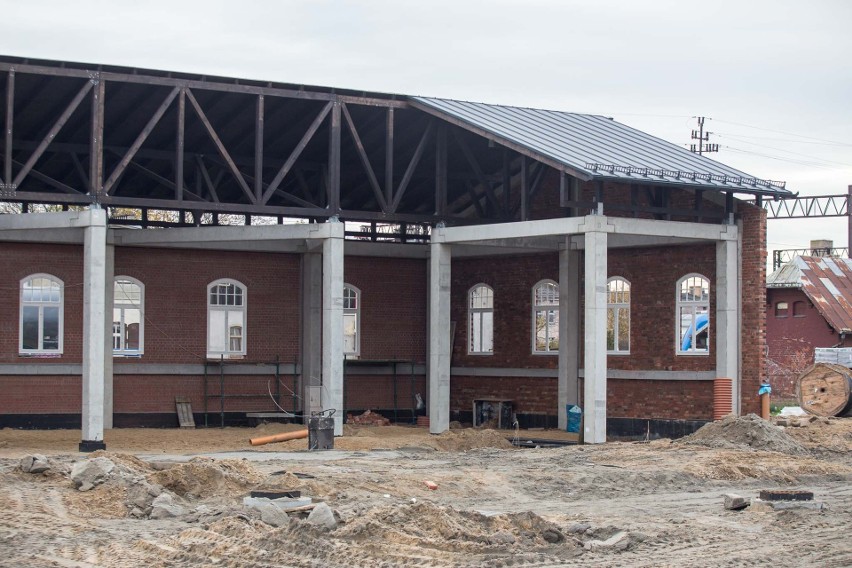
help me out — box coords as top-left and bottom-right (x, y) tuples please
(796, 363), (852, 417)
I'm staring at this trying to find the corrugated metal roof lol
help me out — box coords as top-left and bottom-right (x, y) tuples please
(411, 97), (791, 197)
(767, 256), (852, 333)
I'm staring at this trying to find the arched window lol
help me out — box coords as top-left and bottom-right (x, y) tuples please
(677, 274), (710, 355)
(207, 279), (246, 358)
(113, 277), (144, 356)
(468, 284), (494, 354)
(533, 279), (559, 353)
(20, 274), (64, 354)
(793, 301), (806, 317)
(343, 284), (360, 358)
(607, 277), (630, 354)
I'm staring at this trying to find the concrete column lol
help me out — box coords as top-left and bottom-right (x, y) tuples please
(428, 242), (451, 434)
(80, 207), (107, 452)
(322, 221), (345, 435)
(583, 225), (608, 444)
(301, 252), (323, 420)
(557, 243), (580, 430)
(103, 243), (114, 429)
(716, 236), (740, 413)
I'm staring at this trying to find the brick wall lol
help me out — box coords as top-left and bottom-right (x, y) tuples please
(0, 243), (84, 363)
(114, 247), (301, 364)
(344, 256), (427, 361)
(739, 204), (767, 414)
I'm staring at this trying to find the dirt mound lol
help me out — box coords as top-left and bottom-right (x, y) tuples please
(678, 414), (807, 455)
(333, 501), (569, 549)
(149, 457), (265, 498)
(430, 428), (514, 451)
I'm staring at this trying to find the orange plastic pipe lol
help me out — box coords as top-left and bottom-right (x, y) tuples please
(249, 429), (309, 446)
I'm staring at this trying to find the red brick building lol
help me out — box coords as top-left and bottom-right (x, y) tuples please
(0, 56), (788, 448)
(766, 255), (852, 396)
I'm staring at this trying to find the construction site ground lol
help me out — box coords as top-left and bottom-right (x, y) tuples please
(1, 415), (850, 567)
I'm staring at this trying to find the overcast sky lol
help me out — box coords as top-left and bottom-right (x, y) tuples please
(1, 0), (850, 262)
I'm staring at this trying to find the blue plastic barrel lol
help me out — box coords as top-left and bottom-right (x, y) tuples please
(567, 405), (582, 433)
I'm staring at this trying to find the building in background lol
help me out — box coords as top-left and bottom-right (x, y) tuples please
(0, 56), (788, 448)
(766, 242), (852, 398)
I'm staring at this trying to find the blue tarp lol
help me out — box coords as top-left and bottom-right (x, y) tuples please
(681, 313), (709, 351)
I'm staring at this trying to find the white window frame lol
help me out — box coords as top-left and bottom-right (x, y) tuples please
(113, 276), (144, 357)
(19, 273), (64, 355)
(532, 279), (559, 354)
(343, 284), (361, 359)
(468, 283), (494, 355)
(607, 277), (630, 355)
(207, 279), (247, 359)
(676, 273), (710, 356)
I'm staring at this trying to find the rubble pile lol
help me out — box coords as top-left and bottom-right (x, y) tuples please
(346, 410), (391, 426)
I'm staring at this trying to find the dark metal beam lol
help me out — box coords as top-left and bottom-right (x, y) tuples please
(103, 86), (179, 195)
(254, 94), (264, 203)
(391, 120), (433, 213)
(342, 103), (388, 212)
(435, 123), (447, 217)
(195, 155), (220, 203)
(13, 80), (92, 188)
(175, 88), (185, 201)
(0, 62), (410, 109)
(3, 70), (12, 187)
(452, 129), (501, 215)
(520, 155), (528, 221)
(12, 158), (81, 194)
(90, 78), (105, 198)
(185, 88), (255, 204)
(385, 108), (394, 207)
(262, 101), (332, 204)
(328, 102), (341, 213)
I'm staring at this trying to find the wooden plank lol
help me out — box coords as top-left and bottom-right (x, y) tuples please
(175, 397), (195, 428)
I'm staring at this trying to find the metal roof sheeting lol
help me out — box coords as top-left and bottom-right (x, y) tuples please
(412, 97), (791, 197)
(767, 256), (852, 333)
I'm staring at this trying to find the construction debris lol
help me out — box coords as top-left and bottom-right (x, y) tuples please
(20, 454), (50, 474)
(677, 413), (808, 455)
(346, 410), (391, 426)
(723, 493), (750, 510)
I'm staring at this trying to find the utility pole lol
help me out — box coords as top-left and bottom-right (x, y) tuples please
(690, 116), (719, 155)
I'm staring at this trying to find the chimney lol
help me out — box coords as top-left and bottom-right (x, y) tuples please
(810, 239), (833, 257)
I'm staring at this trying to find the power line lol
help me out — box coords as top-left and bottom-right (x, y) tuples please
(712, 131), (852, 147)
(716, 135), (852, 168)
(711, 118), (850, 146)
(722, 146), (840, 169)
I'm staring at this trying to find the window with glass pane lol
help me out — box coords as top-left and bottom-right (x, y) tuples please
(533, 280), (559, 353)
(343, 285), (360, 358)
(468, 284), (494, 354)
(208, 280), (247, 358)
(20, 275), (63, 354)
(606, 277), (630, 354)
(113, 278), (143, 355)
(677, 275), (710, 354)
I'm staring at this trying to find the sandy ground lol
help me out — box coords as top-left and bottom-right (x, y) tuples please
(0, 416), (850, 567)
